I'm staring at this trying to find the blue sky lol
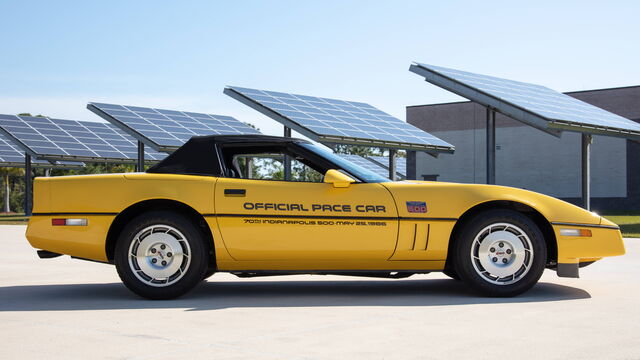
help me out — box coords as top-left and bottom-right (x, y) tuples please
(1, 0), (638, 136)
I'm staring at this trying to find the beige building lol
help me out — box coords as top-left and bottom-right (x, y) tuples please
(407, 86), (640, 211)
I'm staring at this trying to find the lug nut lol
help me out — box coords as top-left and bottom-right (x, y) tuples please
(492, 257), (498, 262)
(161, 261), (167, 266)
(490, 247), (495, 253)
(150, 248), (156, 253)
(506, 249), (512, 254)
(502, 258), (508, 264)
(499, 242), (504, 248)
(167, 252), (172, 258)
(151, 258), (157, 264)
(160, 244), (166, 250)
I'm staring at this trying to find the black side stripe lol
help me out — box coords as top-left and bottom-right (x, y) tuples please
(32, 212), (118, 216)
(204, 213), (457, 221)
(31, 212), (458, 222)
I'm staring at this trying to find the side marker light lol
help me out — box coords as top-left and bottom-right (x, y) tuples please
(560, 228), (592, 237)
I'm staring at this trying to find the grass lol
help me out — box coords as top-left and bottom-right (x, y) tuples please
(1, 211), (638, 238)
(601, 211), (640, 238)
(0, 213), (29, 225)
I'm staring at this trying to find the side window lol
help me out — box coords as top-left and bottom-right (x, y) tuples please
(232, 153), (324, 183)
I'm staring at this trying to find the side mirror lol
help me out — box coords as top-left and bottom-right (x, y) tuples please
(323, 169), (355, 188)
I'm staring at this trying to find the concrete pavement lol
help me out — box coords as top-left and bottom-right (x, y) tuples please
(1, 225), (639, 359)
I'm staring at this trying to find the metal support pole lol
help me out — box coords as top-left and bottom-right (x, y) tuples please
(136, 141), (145, 172)
(388, 149), (397, 181)
(246, 157), (253, 179)
(406, 150), (417, 180)
(582, 134), (592, 210)
(486, 108), (496, 184)
(283, 126), (291, 181)
(44, 169), (51, 177)
(24, 154), (32, 216)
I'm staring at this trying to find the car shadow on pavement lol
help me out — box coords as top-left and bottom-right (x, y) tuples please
(0, 278), (590, 312)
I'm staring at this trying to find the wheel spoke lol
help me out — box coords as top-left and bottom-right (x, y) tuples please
(470, 221), (535, 286)
(127, 224), (192, 288)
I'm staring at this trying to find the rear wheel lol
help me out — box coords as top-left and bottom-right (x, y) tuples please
(114, 211), (208, 299)
(453, 209), (546, 297)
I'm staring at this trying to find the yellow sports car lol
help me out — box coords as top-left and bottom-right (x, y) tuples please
(26, 135), (625, 299)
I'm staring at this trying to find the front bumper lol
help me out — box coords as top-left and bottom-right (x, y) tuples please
(552, 222), (625, 278)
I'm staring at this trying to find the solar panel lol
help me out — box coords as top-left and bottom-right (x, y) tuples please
(336, 154), (392, 178)
(0, 115), (166, 162)
(409, 63), (640, 139)
(336, 154), (406, 179)
(0, 134), (84, 168)
(87, 102), (261, 152)
(224, 86), (454, 153)
(0, 134), (32, 166)
(369, 155), (407, 177)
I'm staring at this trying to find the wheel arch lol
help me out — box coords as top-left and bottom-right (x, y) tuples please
(105, 199), (216, 268)
(446, 200), (557, 269)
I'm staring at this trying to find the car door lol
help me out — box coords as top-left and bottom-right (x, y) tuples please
(213, 145), (398, 265)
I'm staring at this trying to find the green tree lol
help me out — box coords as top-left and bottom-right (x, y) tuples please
(332, 144), (384, 156)
(0, 167), (24, 213)
(17, 113), (46, 118)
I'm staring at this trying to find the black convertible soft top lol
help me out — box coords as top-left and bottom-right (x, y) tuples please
(146, 135), (310, 176)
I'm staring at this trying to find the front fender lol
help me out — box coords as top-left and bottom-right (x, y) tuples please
(382, 181), (601, 225)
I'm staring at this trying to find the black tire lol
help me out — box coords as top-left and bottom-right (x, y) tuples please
(114, 210), (208, 300)
(203, 268), (216, 281)
(453, 209), (547, 297)
(443, 268), (460, 281)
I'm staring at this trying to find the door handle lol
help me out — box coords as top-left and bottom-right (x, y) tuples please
(224, 189), (246, 197)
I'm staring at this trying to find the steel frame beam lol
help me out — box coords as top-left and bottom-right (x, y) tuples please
(582, 134), (592, 210)
(283, 126), (292, 181)
(136, 141), (145, 172)
(486, 108), (496, 184)
(388, 149), (397, 181)
(24, 154), (32, 216)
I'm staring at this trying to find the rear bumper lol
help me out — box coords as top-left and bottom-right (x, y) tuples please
(26, 215), (115, 262)
(553, 223), (625, 277)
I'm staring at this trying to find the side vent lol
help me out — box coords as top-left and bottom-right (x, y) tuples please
(410, 223), (430, 251)
(390, 221), (450, 261)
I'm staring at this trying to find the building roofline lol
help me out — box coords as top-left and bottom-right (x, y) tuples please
(406, 100), (472, 109)
(563, 84), (640, 94)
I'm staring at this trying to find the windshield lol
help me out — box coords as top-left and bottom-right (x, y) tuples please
(298, 143), (391, 183)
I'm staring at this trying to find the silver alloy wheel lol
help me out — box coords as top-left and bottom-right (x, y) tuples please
(128, 224), (191, 287)
(470, 222), (534, 285)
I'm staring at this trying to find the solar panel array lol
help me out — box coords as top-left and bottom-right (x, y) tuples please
(0, 134), (33, 165)
(0, 134), (51, 167)
(0, 115), (166, 162)
(336, 154), (391, 178)
(369, 155), (407, 177)
(337, 154), (406, 179)
(0, 135), (84, 168)
(88, 102), (261, 151)
(224, 86), (454, 152)
(410, 63), (640, 137)
(0, 134), (85, 168)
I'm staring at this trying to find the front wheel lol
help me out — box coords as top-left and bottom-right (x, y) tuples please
(453, 210), (547, 297)
(114, 211), (208, 299)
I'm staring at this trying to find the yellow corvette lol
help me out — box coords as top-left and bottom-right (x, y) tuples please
(26, 135), (625, 299)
